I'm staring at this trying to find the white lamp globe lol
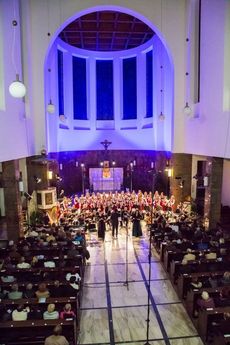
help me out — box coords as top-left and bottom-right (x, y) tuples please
(47, 100), (55, 114)
(9, 75), (26, 98)
(184, 102), (192, 117)
(159, 112), (165, 121)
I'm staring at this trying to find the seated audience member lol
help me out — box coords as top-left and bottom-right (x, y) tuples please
(66, 272), (81, 283)
(221, 271), (230, 286)
(197, 291), (215, 310)
(205, 250), (217, 260)
(1, 275), (16, 283)
(67, 243), (80, 258)
(62, 276), (79, 296)
(43, 303), (59, 320)
(183, 248), (196, 262)
(208, 273), (219, 288)
(51, 280), (63, 297)
(35, 282), (50, 299)
(219, 312), (230, 334)
(24, 283), (35, 299)
(9, 245), (21, 260)
(12, 304), (30, 321)
(0, 287), (7, 299)
(60, 303), (76, 319)
(44, 259), (56, 268)
(16, 256), (31, 269)
(44, 325), (69, 345)
(190, 276), (202, 289)
(215, 286), (230, 307)
(7, 283), (23, 300)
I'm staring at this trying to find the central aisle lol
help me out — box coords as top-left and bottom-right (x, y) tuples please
(77, 225), (204, 345)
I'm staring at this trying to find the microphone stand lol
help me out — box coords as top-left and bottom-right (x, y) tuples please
(144, 168), (155, 345)
(123, 216), (129, 290)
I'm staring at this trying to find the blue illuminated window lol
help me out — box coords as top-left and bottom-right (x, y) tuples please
(57, 50), (64, 115)
(96, 60), (114, 120)
(146, 50), (153, 118)
(73, 56), (87, 120)
(123, 57), (137, 119)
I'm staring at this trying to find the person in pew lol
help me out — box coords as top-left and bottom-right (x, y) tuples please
(215, 286), (230, 307)
(7, 283), (23, 300)
(60, 303), (76, 319)
(12, 304), (30, 321)
(16, 256), (31, 269)
(24, 283), (35, 298)
(51, 280), (64, 297)
(35, 282), (50, 299)
(221, 271), (230, 286)
(190, 276), (203, 289)
(62, 276), (79, 296)
(1, 274), (16, 283)
(196, 291), (215, 310)
(182, 248), (196, 262)
(205, 250), (217, 260)
(219, 312), (230, 335)
(66, 242), (80, 258)
(43, 303), (59, 320)
(208, 273), (219, 288)
(44, 325), (69, 345)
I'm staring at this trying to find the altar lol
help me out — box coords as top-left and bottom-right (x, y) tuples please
(89, 167), (123, 192)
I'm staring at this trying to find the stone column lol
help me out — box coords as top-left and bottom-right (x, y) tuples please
(204, 157), (223, 229)
(171, 153), (192, 205)
(2, 160), (24, 241)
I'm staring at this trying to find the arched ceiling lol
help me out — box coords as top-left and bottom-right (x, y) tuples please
(58, 11), (155, 51)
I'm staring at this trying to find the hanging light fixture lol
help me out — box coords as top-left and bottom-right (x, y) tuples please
(158, 64), (165, 121)
(47, 99), (55, 114)
(9, 10), (26, 98)
(184, 4), (193, 117)
(46, 66), (55, 114)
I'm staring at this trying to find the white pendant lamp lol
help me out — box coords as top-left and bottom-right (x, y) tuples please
(47, 99), (55, 114)
(9, 74), (26, 98)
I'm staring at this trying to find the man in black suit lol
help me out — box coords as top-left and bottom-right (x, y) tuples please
(110, 208), (119, 238)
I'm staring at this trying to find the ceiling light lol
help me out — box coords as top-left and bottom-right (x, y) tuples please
(159, 112), (165, 121)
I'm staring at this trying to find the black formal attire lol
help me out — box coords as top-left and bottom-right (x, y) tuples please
(111, 210), (119, 237)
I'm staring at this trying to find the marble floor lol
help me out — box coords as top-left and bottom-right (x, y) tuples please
(78, 224), (204, 345)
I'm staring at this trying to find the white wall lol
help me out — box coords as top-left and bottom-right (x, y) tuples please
(0, 0), (29, 162)
(221, 159), (230, 206)
(18, 0), (187, 156)
(0, 0), (229, 161)
(185, 0), (230, 158)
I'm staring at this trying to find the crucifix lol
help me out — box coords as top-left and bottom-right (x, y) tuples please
(100, 139), (112, 151)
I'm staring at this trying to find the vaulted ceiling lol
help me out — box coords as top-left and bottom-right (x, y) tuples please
(59, 11), (155, 51)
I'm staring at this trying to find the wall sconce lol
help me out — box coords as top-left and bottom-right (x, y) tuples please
(112, 161), (116, 166)
(81, 163), (85, 169)
(165, 160), (172, 177)
(47, 171), (53, 180)
(34, 176), (41, 184)
(100, 162), (104, 167)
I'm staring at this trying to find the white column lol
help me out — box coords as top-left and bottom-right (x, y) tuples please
(136, 52), (146, 129)
(113, 57), (121, 130)
(88, 58), (96, 130)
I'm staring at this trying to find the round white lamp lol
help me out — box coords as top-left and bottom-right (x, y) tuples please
(47, 100), (55, 114)
(9, 74), (26, 98)
(159, 112), (165, 121)
(184, 102), (192, 117)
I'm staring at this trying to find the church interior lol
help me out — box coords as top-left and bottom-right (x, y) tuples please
(0, 0), (230, 344)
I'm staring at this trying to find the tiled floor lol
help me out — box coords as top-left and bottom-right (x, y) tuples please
(78, 224), (203, 345)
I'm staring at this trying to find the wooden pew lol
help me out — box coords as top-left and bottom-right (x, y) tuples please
(0, 319), (77, 345)
(177, 271), (225, 299)
(197, 306), (230, 341)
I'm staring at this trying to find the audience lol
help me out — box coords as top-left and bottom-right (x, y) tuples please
(43, 303), (59, 320)
(44, 325), (69, 345)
